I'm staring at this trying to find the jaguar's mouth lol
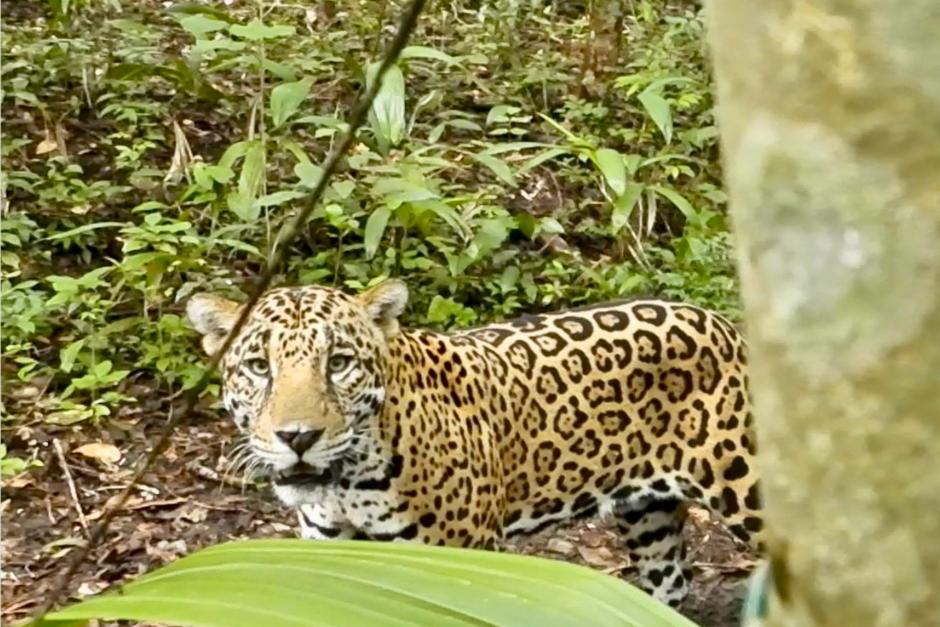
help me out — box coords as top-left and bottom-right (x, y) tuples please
(273, 461), (342, 488)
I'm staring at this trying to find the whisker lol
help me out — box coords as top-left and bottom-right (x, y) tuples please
(225, 447), (255, 475)
(241, 458), (267, 495)
(223, 452), (253, 484)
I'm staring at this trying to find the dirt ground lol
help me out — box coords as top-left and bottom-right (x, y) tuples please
(1, 407), (757, 627)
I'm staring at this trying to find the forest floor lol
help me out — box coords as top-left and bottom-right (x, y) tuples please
(4, 2), (755, 624)
(1, 399), (758, 627)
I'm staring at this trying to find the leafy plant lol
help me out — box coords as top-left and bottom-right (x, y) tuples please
(1, 0), (739, 441)
(37, 540), (696, 627)
(0, 444), (42, 478)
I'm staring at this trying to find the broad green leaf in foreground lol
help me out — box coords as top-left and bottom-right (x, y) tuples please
(38, 539), (697, 627)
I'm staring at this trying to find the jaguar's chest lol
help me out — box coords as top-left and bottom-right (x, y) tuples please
(295, 483), (413, 536)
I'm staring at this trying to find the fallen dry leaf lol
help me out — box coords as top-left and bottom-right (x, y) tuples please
(74, 442), (122, 464)
(576, 545), (617, 567)
(35, 135), (58, 155)
(578, 528), (611, 548)
(146, 539), (187, 563)
(77, 581), (109, 597)
(176, 505), (208, 524)
(3, 475), (35, 489)
(545, 538), (575, 555)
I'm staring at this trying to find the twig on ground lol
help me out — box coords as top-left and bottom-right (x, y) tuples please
(52, 439), (89, 538)
(186, 461), (246, 489)
(44, 497), (56, 525)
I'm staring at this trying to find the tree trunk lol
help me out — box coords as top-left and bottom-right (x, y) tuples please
(704, 2), (940, 626)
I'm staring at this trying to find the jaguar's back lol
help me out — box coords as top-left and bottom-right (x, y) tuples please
(461, 300), (760, 540)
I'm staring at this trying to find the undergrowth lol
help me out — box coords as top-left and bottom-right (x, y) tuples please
(1, 0), (739, 471)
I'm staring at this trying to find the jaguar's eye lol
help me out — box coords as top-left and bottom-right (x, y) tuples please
(327, 354), (353, 374)
(245, 358), (270, 377)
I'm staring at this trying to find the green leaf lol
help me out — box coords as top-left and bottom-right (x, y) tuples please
(649, 185), (697, 220)
(218, 141), (252, 170)
(363, 206), (392, 259)
(446, 119), (482, 132)
(331, 180), (356, 199)
(418, 200), (470, 239)
(497, 265), (520, 293)
(537, 113), (588, 146)
(486, 104), (520, 127)
(387, 187), (438, 207)
(428, 122), (448, 144)
(679, 236), (708, 261)
(237, 141), (265, 201)
(367, 63), (406, 153)
(399, 45), (459, 65)
(120, 252), (169, 273)
(373, 178), (439, 208)
(226, 191), (258, 222)
(470, 153), (517, 186)
(536, 217), (565, 237)
(292, 115), (347, 131)
(520, 147), (571, 173)
(426, 296), (476, 326)
(179, 14), (228, 36)
(472, 216), (513, 257)
(229, 20), (295, 41)
(263, 59), (298, 82)
(59, 340), (85, 374)
(514, 213), (538, 238)
(192, 38), (246, 54)
(39, 540), (695, 627)
(269, 79), (313, 129)
(255, 190), (306, 207)
(638, 90), (673, 144)
(193, 163), (234, 188)
(611, 183), (645, 233)
(480, 141), (556, 156)
(294, 162), (324, 189)
(593, 148), (627, 197)
(42, 222), (125, 242)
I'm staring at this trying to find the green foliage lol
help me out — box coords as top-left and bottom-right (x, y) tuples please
(38, 539), (697, 627)
(0, 444), (43, 478)
(1, 0), (739, 432)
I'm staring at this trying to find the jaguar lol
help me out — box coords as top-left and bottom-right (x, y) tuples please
(186, 280), (763, 607)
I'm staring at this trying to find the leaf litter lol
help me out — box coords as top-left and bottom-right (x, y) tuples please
(3, 407), (757, 627)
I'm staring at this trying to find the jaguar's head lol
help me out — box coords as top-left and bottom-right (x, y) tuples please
(185, 281), (408, 505)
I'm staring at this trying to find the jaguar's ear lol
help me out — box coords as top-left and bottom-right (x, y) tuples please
(186, 293), (243, 356)
(358, 280), (408, 337)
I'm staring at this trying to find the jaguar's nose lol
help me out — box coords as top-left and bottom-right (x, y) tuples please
(275, 428), (324, 455)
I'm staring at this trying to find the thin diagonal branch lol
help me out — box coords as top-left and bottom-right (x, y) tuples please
(27, 0), (428, 622)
